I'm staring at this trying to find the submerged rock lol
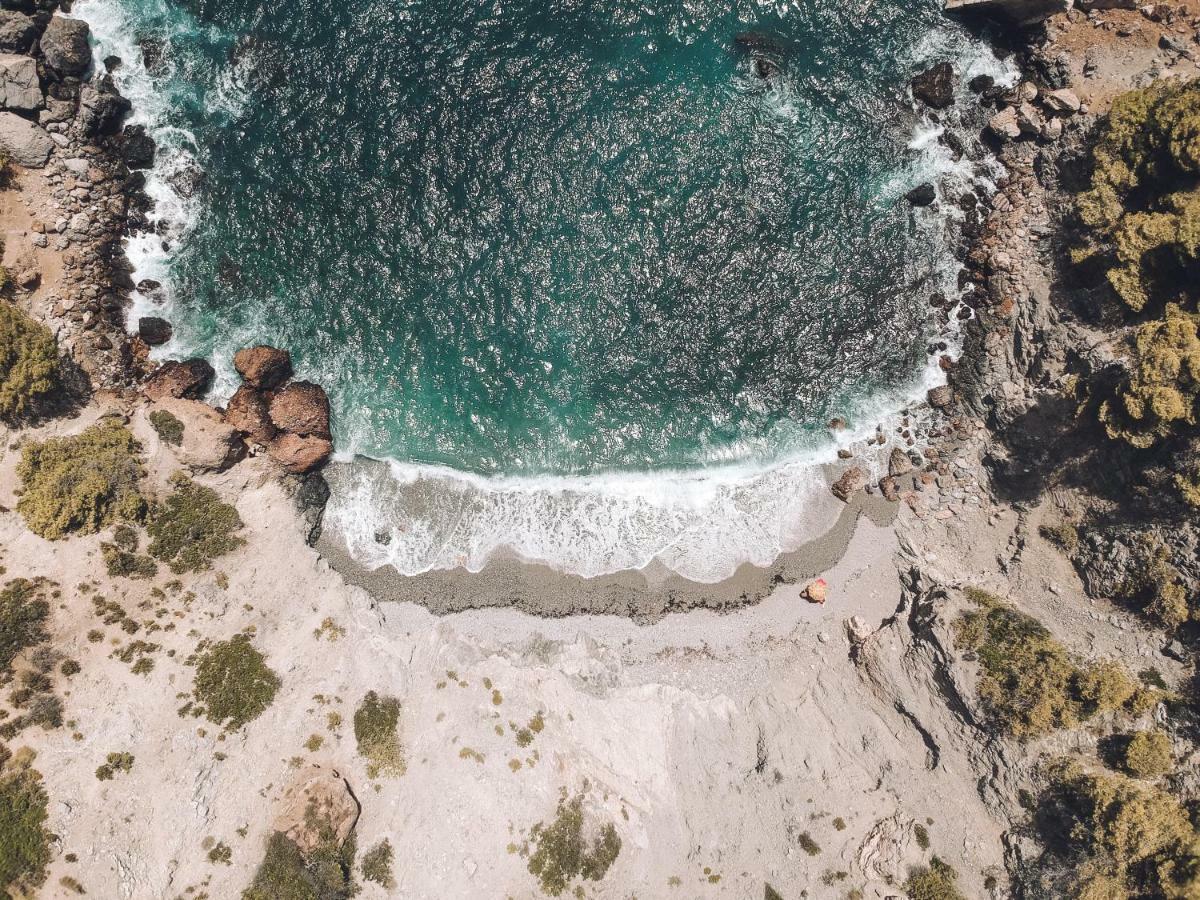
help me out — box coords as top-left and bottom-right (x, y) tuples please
(269, 381), (331, 439)
(234, 345), (292, 391)
(906, 183), (937, 207)
(40, 16), (92, 77)
(143, 358), (215, 401)
(911, 62), (955, 109)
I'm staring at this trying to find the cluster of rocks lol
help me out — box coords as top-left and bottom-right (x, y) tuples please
(0, 1), (157, 386)
(142, 345), (334, 475)
(982, 79), (1083, 143)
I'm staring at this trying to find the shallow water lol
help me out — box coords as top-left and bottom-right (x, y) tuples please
(77, 0), (1011, 580)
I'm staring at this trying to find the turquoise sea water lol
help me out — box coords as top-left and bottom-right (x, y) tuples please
(78, 0), (1009, 579)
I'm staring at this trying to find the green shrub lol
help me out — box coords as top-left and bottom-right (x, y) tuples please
(526, 794), (621, 897)
(0, 749), (51, 898)
(955, 591), (1138, 739)
(799, 832), (821, 855)
(0, 302), (59, 422)
(147, 474), (244, 573)
(149, 409), (185, 445)
(1075, 80), (1200, 313)
(16, 420), (146, 540)
(101, 543), (157, 580)
(1122, 730), (1174, 777)
(360, 838), (394, 888)
(192, 634), (280, 731)
(95, 751), (134, 781)
(904, 857), (965, 900)
(353, 691), (404, 777)
(111, 524), (139, 552)
(1099, 304), (1200, 449)
(1037, 763), (1200, 898)
(0, 579), (50, 677)
(1111, 535), (1191, 628)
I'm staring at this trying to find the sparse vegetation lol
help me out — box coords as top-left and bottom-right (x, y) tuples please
(353, 691), (404, 777)
(16, 420), (146, 539)
(149, 409), (185, 445)
(191, 634), (281, 731)
(955, 589), (1141, 739)
(360, 838), (394, 889)
(147, 474), (244, 573)
(914, 823), (930, 851)
(0, 302), (59, 422)
(0, 747), (51, 898)
(799, 832), (821, 856)
(94, 751), (134, 781)
(526, 793), (621, 896)
(243, 800), (357, 900)
(0, 578), (50, 678)
(904, 857), (965, 900)
(101, 542), (158, 580)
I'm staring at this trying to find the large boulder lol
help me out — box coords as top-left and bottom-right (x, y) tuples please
(142, 358), (214, 401)
(39, 16), (92, 77)
(272, 768), (359, 856)
(224, 384), (277, 446)
(927, 385), (953, 408)
(888, 447), (915, 476)
(0, 11), (36, 53)
(0, 53), (38, 112)
(987, 107), (1021, 142)
(77, 78), (131, 137)
(831, 466), (869, 502)
(268, 432), (333, 474)
(150, 398), (244, 472)
(1041, 87), (1081, 116)
(0, 111), (51, 166)
(234, 345), (292, 390)
(137, 316), (172, 346)
(269, 381), (331, 438)
(911, 62), (954, 109)
(944, 0), (1071, 26)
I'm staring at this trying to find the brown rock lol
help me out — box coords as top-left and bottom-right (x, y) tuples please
(272, 767), (360, 856)
(143, 358), (214, 401)
(225, 384), (277, 446)
(837, 448), (853, 459)
(233, 345), (293, 390)
(879, 475), (900, 502)
(888, 447), (914, 477)
(831, 466), (868, 501)
(269, 432), (333, 474)
(269, 381), (331, 438)
(801, 578), (828, 604)
(927, 385), (953, 408)
(150, 398), (244, 472)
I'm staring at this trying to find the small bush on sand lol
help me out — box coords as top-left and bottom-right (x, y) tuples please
(904, 857), (965, 900)
(353, 691), (404, 777)
(0, 579), (50, 678)
(0, 748), (51, 898)
(101, 542), (158, 580)
(526, 793), (621, 896)
(360, 838), (394, 888)
(147, 474), (244, 573)
(149, 409), (185, 445)
(1122, 729), (1174, 778)
(955, 590), (1139, 739)
(16, 420), (145, 540)
(94, 751), (134, 781)
(0, 302), (59, 422)
(1035, 762), (1200, 898)
(192, 634), (280, 731)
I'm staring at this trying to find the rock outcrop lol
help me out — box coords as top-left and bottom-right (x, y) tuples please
(224, 384), (277, 446)
(39, 15), (92, 77)
(911, 62), (955, 109)
(268, 432), (334, 475)
(272, 767), (360, 855)
(151, 398), (244, 472)
(142, 359), (215, 401)
(0, 53), (40, 111)
(233, 345), (292, 391)
(0, 11), (36, 53)
(0, 110), (52, 166)
(269, 381), (331, 439)
(944, 0), (1072, 26)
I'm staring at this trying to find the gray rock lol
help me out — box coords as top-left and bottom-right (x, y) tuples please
(911, 62), (955, 109)
(0, 11), (36, 53)
(0, 54), (40, 112)
(906, 183), (937, 207)
(1041, 87), (1081, 115)
(0, 111), (52, 167)
(40, 16), (92, 77)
